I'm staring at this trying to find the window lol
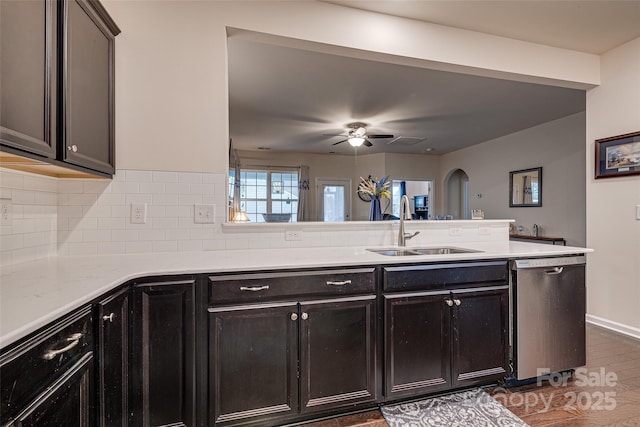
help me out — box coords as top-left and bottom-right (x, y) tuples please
(229, 168), (299, 222)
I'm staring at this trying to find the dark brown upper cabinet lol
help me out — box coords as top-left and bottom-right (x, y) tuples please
(60, 0), (118, 175)
(0, 0), (57, 158)
(0, 0), (120, 178)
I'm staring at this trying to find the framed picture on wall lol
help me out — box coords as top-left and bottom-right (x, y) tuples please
(595, 131), (640, 179)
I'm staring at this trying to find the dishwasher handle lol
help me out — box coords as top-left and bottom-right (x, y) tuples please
(544, 267), (564, 275)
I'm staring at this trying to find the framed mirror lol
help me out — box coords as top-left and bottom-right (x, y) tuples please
(509, 167), (542, 207)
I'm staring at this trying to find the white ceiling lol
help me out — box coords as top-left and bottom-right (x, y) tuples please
(229, 1), (639, 156)
(323, 0), (640, 55)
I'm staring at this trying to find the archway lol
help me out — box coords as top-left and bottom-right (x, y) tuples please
(445, 169), (470, 219)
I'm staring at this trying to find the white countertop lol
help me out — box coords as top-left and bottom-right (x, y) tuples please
(0, 241), (591, 349)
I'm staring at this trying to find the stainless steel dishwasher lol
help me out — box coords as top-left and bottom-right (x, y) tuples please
(511, 256), (586, 381)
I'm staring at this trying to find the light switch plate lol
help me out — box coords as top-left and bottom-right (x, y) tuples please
(194, 204), (215, 224)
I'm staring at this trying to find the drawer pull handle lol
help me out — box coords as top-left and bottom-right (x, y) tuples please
(291, 313), (298, 321)
(301, 312), (309, 320)
(326, 280), (351, 286)
(445, 299), (454, 307)
(453, 298), (462, 306)
(240, 285), (270, 292)
(43, 333), (83, 360)
(544, 267), (564, 275)
(103, 313), (115, 322)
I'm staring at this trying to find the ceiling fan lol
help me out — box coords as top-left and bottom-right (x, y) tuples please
(328, 122), (394, 147)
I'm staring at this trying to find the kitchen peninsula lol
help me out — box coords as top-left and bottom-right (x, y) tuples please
(0, 221), (591, 426)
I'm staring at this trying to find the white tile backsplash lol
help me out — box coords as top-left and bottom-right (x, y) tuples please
(1, 167), (511, 267)
(0, 169), (58, 265)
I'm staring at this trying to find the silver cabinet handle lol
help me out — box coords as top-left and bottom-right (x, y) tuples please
(103, 313), (115, 322)
(291, 313), (298, 321)
(239, 285), (270, 292)
(67, 145), (78, 152)
(454, 299), (461, 306)
(326, 280), (351, 286)
(301, 312), (309, 320)
(445, 299), (454, 307)
(43, 333), (82, 360)
(545, 267), (564, 275)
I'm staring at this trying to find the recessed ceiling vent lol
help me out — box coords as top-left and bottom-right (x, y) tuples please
(387, 137), (426, 146)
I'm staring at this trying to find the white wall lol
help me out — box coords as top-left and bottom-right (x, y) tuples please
(440, 112), (586, 246)
(585, 37), (640, 334)
(101, 0), (599, 174)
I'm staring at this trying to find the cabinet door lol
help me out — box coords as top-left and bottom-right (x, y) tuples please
(0, 0), (56, 157)
(97, 289), (129, 427)
(61, 0), (116, 174)
(299, 296), (377, 414)
(10, 353), (94, 427)
(384, 292), (451, 399)
(451, 287), (509, 388)
(209, 302), (298, 425)
(130, 280), (196, 427)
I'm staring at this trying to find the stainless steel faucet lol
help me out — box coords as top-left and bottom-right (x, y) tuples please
(398, 195), (420, 246)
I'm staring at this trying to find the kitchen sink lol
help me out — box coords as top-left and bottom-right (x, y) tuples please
(367, 249), (421, 256)
(412, 247), (481, 255)
(367, 247), (481, 256)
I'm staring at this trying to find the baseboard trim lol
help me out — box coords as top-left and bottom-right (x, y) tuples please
(586, 314), (640, 340)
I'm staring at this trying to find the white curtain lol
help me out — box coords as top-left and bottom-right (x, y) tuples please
(231, 149), (241, 218)
(297, 165), (310, 221)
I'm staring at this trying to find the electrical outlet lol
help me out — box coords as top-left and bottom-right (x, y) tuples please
(636, 205), (640, 220)
(194, 204), (215, 224)
(1, 199), (12, 226)
(285, 230), (303, 241)
(479, 227), (491, 235)
(449, 227), (462, 236)
(130, 203), (147, 224)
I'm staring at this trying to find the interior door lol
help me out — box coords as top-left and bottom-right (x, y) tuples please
(316, 178), (351, 221)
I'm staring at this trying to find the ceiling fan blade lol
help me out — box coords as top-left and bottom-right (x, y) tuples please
(363, 139), (373, 147)
(367, 134), (394, 139)
(323, 133), (347, 137)
(332, 139), (347, 146)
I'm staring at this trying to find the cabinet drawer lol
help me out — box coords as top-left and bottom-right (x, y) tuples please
(383, 261), (508, 292)
(0, 306), (93, 424)
(209, 268), (376, 304)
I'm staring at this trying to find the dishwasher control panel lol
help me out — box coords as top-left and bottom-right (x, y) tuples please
(513, 255), (585, 269)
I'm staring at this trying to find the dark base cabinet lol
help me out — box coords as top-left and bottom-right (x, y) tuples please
(130, 280), (196, 427)
(0, 307), (94, 427)
(384, 291), (452, 399)
(97, 288), (129, 427)
(209, 296), (377, 426)
(383, 261), (510, 402)
(452, 287), (509, 388)
(300, 297), (377, 414)
(9, 353), (94, 427)
(1, 262), (513, 427)
(209, 302), (299, 425)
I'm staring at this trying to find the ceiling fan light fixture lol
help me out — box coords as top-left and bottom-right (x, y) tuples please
(348, 137), (365, 147)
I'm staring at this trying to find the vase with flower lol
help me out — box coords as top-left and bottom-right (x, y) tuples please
(358, 175), (391, 221)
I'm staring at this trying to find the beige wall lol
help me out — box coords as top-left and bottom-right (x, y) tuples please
(439, 112), (586, 246)
(585, 37), (640, 333)
(102, 0), (599, 174)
